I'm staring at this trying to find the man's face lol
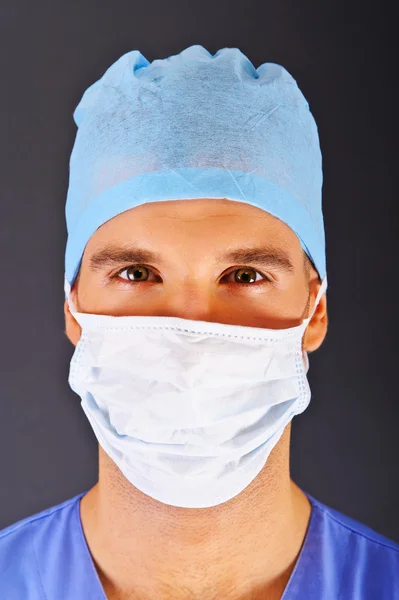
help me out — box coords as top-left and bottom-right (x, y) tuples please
(65, 198), (325, 347)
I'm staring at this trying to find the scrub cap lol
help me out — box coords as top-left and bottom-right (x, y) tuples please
(65, 45), (326, 287)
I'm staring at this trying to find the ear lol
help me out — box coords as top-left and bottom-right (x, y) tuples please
(64, 292), (82, 347)
(302, 283), (328, 353)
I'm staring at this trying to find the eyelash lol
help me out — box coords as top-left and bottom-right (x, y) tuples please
(110, 265), (271, 287)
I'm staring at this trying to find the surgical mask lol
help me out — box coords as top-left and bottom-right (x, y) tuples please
(66, 276), (327, 509)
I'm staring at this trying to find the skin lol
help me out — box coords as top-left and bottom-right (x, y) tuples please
(64, 198), (328, 600)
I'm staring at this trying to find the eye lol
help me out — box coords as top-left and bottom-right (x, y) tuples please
(117, 265), (153, 282)
(114, 265), (270, 286)
(224, 267), (270, 285)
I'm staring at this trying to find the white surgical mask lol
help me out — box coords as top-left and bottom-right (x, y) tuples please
(66, 276), (327, 509)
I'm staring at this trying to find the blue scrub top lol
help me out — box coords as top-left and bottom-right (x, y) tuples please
(0, 490), (398, 599)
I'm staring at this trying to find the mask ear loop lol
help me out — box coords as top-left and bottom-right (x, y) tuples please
(302, 275), (328, 374)
(64, 276), (79, 315)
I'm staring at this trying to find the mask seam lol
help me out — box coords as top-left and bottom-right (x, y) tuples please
(295, 340), (308, 413)
(70, 333), (87, 385)
(72, 324), (305, 342)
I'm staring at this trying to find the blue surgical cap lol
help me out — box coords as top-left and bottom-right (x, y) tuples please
(65, 45), (326, 286)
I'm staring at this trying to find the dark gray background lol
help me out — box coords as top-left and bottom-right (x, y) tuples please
(1, 1), (398, 541)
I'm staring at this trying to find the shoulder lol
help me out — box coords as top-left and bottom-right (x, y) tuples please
(0, 492), (85, 599)
(307, 493), (399, 598)
(309, 493), (399, 553)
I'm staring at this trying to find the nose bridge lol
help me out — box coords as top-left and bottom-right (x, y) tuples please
(164, 278), (218, 322)
(152, 237), (241, 322)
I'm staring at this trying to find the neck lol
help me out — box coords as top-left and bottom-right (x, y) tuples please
(80, 424), (311, 600)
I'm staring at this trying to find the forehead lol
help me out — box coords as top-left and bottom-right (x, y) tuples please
(90, 198), (300, 239)
(127, 198), (272, 218)
(84, 198), (302, 256)
(82, 198), (303, 275)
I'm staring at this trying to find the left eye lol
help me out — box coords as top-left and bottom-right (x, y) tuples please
(115, 265), (269, 285)
(226, 267), (267, 285)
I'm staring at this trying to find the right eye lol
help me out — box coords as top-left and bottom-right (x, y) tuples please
(116, 265), (154, 283)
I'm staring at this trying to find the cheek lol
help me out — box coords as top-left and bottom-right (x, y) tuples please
(251, 284), (308, 329)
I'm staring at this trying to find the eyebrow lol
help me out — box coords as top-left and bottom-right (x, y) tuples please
(89, 244), (296, 274)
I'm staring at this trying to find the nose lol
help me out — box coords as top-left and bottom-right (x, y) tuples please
(153, 280), (232, 324)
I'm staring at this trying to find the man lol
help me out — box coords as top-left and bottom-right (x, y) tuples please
(0, 45), (398, 599)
